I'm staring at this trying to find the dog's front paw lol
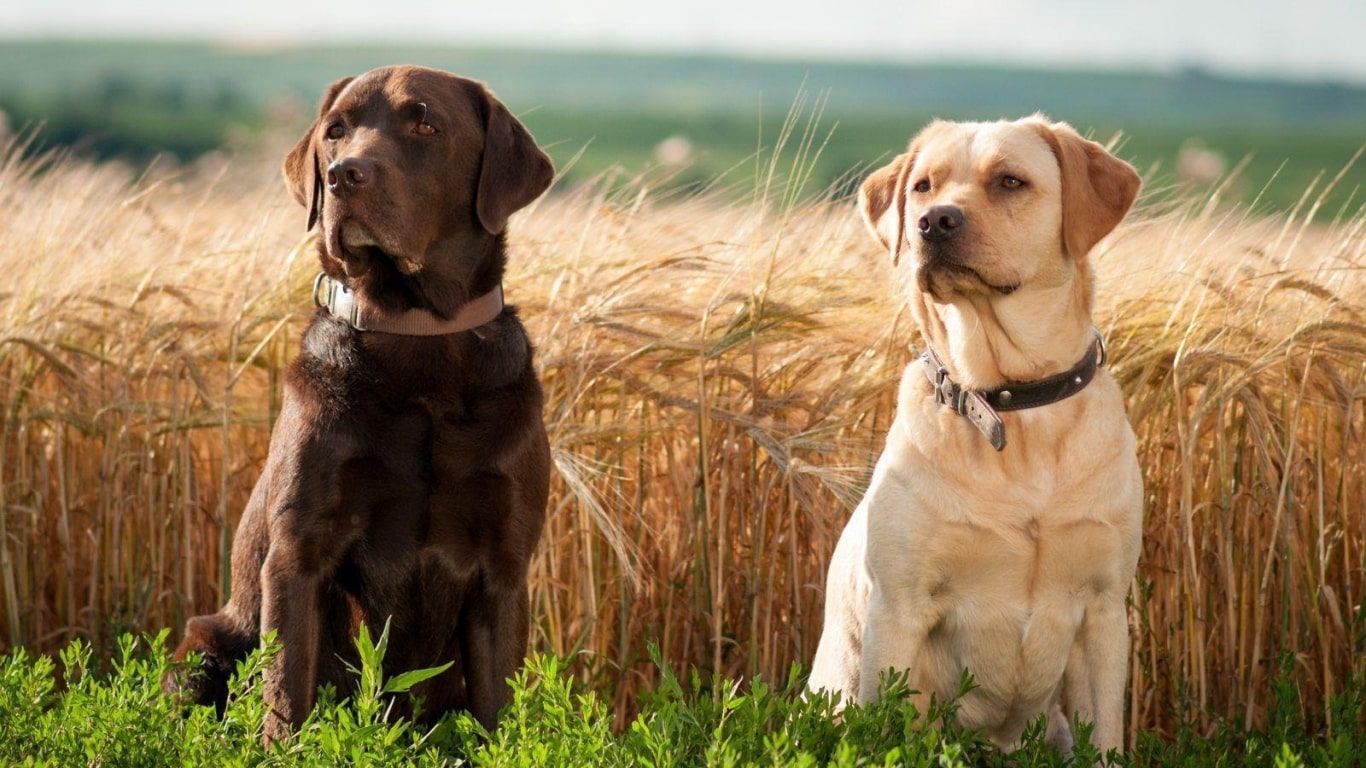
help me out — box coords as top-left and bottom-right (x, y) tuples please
(1046, 703), (1076, 754)
(165, 614), (254, 715)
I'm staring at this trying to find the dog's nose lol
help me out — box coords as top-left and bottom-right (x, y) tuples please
(917, 205), (965, 242)
(326, 158), (373, 193)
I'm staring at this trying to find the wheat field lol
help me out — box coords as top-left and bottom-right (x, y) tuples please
(0, 131), (1362, 747)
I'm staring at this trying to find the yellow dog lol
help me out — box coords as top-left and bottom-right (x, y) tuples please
(809, 116), (1143, 753)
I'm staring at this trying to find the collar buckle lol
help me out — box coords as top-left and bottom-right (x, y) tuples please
(930, 360), (970, 416)
(313, 274), (367, 331)
(312, 272), (331, 310)
(932, 363), (952, 406)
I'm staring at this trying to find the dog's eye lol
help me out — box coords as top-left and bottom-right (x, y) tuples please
(912, 179), (931, 193)
(325, 123), (345, 141)
(412, 102), (439, 137)
(1001, 175), (1026, 189)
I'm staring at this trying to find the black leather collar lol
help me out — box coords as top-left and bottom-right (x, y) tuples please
(920, 334), (1107, 451)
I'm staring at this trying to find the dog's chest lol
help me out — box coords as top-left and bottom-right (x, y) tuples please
(323, 396), (509, 587)
(921, 505), (1127, 608)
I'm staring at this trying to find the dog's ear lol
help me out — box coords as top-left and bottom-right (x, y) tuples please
(858, 152), (912, 267)
(282, 76), (354, 231)
(474, 89), (554, 235)
(1035, 120), (1141, 260)
(859, 121), (951, 267)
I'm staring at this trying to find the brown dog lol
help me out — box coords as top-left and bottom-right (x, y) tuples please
(808, 116), (1143, 753)
(169, 65), (554, 739)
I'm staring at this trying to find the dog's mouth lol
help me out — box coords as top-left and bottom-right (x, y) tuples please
(943, 262), (1020, 295)
(328, 221), (423, 276)
(920, 247), (1021, 297)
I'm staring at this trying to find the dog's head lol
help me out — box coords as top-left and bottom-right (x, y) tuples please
(859, 116), (1140, 385)
(860, 116), (1139, 303)
(283, 66), (554, 280)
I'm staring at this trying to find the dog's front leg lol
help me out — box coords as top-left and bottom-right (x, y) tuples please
(259, 533), (331, 741)
(851, 463), (935, 706)
(1062, 598), (1128, 753)
(255, 398), (355, 742)
(461, 578), (530, 731)
(808, 501), (871, 705)
(856, 583), (932, 705)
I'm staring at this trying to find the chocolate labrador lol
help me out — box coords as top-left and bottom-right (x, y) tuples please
(169, 65), (554, 739)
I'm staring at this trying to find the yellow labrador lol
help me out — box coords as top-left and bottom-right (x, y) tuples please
(808, 116), (1143, 753)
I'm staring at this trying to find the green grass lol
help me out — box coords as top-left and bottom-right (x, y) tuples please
(1, 629), (1361, 766)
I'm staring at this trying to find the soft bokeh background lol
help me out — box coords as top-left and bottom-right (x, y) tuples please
(2, 1), (1365, 211)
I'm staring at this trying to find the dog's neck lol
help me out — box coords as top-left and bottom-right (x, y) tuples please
(317, 231), (507, 326)
(313, 274), (503, 336)
(911, 270), (1095, 391)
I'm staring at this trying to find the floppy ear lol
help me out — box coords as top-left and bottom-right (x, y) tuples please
(1035, 121), (1141, 260)
(474, 92), (555, 234)
(282, 76), (354, 231)
(857, 152), (912, 267)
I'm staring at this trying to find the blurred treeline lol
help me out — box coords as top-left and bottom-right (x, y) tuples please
(1, 39), (1363, 211)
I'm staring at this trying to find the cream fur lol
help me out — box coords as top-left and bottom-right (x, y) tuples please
(809, 117), (1143, 754)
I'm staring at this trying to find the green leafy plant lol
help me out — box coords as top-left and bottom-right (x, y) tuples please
(0, 630), (1362, 765)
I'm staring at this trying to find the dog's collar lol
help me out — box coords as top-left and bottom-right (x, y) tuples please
(312, 273), (504, 336)
(920, 333), (1107, 452)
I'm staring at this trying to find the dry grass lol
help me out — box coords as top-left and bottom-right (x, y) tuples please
(0, 132), (1362, 746)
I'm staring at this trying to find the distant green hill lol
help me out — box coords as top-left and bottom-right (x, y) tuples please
(1, 39), (1362, 212)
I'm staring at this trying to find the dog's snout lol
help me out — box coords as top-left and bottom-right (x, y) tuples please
(326, 158), (373, 193)
(917, 205), (965, 242)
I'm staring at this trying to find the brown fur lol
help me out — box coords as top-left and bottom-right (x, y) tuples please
(167, 65), (554, 741)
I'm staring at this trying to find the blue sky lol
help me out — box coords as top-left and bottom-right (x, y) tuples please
(5, 0), (1366, 83)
